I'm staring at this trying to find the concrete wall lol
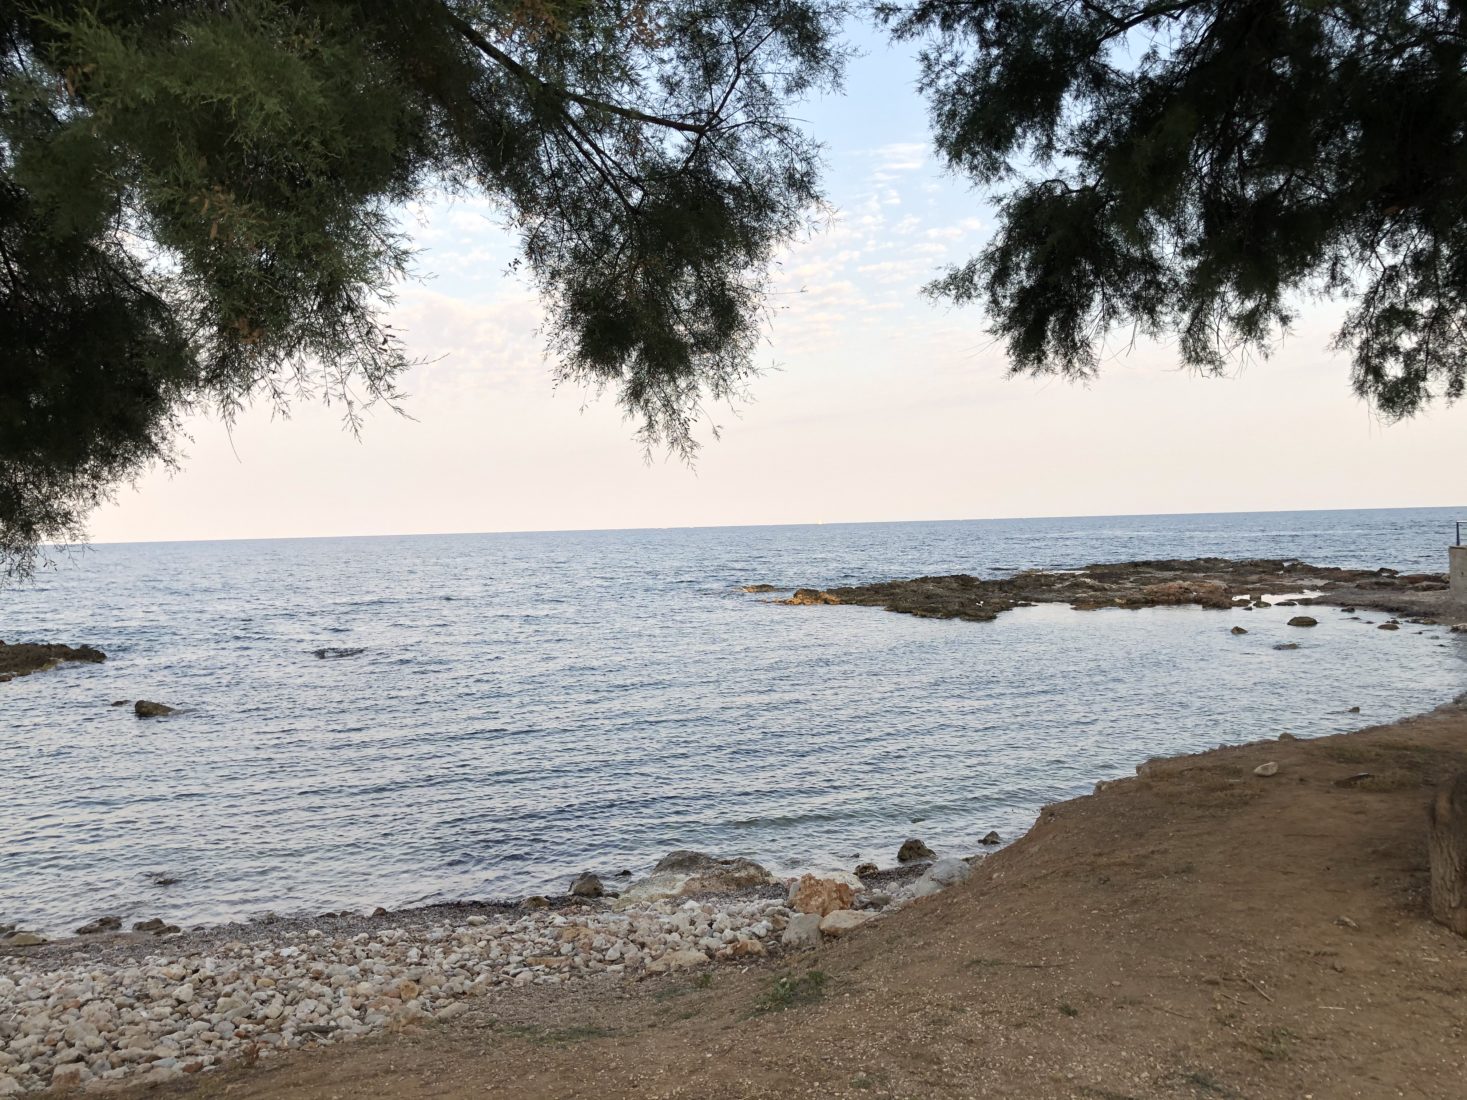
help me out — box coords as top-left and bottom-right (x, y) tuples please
(1451, 545), (1467, 601)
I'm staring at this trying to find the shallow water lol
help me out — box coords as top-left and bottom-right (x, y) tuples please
(3, 507), (1465, 934)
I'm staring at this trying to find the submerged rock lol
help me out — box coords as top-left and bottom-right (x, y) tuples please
(741, 584), (784, 593)
(311, 647), (365, 659)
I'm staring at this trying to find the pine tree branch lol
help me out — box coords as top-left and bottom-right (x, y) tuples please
(446, 11), (709, 135)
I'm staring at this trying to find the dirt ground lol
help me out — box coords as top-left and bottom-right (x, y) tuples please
(105, 702), (1467, 1100)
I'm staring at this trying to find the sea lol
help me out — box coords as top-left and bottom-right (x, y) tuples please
(3, 506), (1466, 936)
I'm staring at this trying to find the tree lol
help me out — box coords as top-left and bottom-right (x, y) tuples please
(882, 0), (1467, 415)
(0, 0), (845, 576)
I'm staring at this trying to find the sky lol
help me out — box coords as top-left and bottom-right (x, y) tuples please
(89, 26), (1467, 544)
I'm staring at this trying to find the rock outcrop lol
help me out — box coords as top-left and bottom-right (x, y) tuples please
(615, 851), (777, 908)
(0, 640), (105, 682)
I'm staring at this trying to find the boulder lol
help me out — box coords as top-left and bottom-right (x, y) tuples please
(897, 838), (935, 863)
(75, 915), (122, 935)
(1379, 622), (1400, 631)
(134, 700), (175, 718)
(6, 932), (47, 946)
(781, 913), (822, 950)
(788, 875), (855, 917)
(914, 857), (973, 898)
(569, 872), (603, 898)
(1287, 615), (1319, 627)
(926, 857), (973, 887)
(979, 830), (1002, 846)
(1230, 626), (1248, 635)
(819, 910), (876, 937)
(853, 862), (879, 877)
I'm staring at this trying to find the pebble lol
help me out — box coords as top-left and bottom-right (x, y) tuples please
(0, 891), (905, 1093)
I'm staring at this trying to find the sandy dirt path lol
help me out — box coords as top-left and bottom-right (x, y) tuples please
(96, 699), (1467, 1100)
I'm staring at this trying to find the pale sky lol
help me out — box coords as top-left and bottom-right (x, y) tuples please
(90, 30), (1467, 544)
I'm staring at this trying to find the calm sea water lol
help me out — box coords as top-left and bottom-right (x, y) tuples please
(4, 507), (1466, 935)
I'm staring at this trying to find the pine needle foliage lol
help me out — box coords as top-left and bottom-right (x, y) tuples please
(0, 0), (846, 577)
(881, 0), (1467, 415)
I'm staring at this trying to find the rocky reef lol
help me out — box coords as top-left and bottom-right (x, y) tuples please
(0, 641), (105, 683)
(770, 558), (1450, 624)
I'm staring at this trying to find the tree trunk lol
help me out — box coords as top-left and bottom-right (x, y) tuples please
(1428, 771), (1467, 936)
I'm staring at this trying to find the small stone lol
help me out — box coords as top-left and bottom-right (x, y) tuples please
(569, 872), (603, 898)
(1335, 915), (1360, 929)
(1230, 626), (1248, 635)
(819, 910), (876, 937)
(1378, 622), (1399, 631)
(521, 895), (551, 910)
(979, 830), (1001, 846)
(75, 915), (122, 935)
(1348, 706), (1361, 713)
(897, 838), (935, 862)
(1278, 732), (1298, 741)
(1287, 616), (1318, 627)
(645, 949), (709, 974)
(853, 862), (878, 877)
(134, 700), (175, 717)
(466, 915), (488, 927)
(1254, 762), (1279, 777)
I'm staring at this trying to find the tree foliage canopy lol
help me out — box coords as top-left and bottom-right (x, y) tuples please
(0, 0), (844, 575)
(883, 0), (1467, 415)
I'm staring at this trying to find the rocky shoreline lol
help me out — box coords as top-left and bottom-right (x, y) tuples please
(752, 557), (1456, 624)
(0, 849), (962, 1094)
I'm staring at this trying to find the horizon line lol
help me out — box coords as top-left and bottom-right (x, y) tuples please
(81, 500), (1467, 549)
